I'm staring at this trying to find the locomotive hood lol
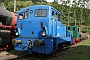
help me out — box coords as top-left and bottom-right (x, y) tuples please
(0, 7), (12, 18)
(0, 7), (12, 26)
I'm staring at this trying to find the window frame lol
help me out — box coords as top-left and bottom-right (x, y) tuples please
(18, 10), (28, 20)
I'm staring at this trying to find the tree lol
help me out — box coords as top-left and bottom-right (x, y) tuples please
(32, 0), (46, 4)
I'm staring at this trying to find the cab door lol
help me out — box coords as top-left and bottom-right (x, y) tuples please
(51, 9), (57, 36)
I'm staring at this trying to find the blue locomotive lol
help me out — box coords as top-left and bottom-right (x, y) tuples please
(12, 5), (72, 54)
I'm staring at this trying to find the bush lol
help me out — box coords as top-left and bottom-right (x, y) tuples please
(81, 29), (87, 33)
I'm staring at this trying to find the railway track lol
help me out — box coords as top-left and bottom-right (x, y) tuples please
(0, 40), (84, 60)
(14, 42), (83, 60)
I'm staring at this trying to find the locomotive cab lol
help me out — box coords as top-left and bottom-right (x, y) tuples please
(66, 26), (80, 44)
(16, 6), (62, 37)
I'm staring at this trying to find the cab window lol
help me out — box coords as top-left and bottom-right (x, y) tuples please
(68, 27), (70, 30)
(56, 12), (61, 20)
(73, 27), (76, 31)
(23, 11), (28, 18)
(56, 12), (58, 20)
(18, 12), (24, 20)
(52, 11), (54, 18)
(78, 28), (79, 32)
(35, 9), (47, 17)
(18, 10), (28, 20)
(58, 14), (61, 20)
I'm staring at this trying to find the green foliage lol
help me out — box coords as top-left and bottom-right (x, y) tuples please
(6, 1), (14, 11)
(5, 0), (33, 11)
(81, 29), (87, 33)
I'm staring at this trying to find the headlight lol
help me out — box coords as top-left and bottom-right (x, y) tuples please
(42, 31), (46, 37)
(15, 28), (21, 36)
(15, 32), (19, 35)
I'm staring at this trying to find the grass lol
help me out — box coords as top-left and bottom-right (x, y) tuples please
(57, 39), (90, 60)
